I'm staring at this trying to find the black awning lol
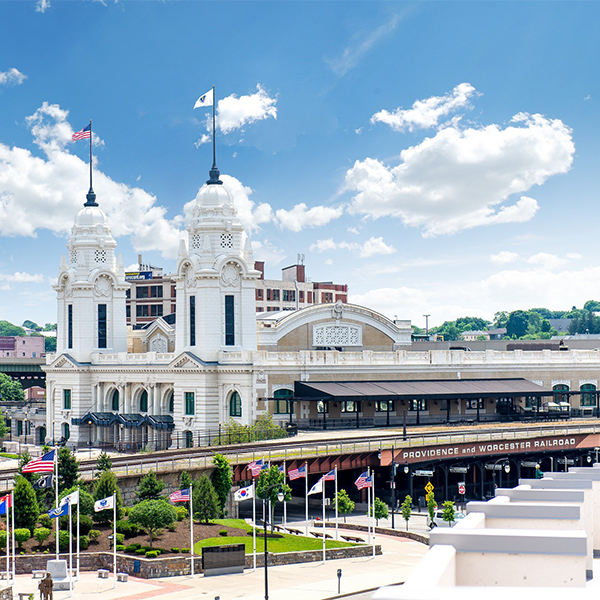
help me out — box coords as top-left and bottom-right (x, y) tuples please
(147, 415), (175, 430)
(117, 413), (147, 428)
(294, 378), (553, 401)
(72, 412), (117, 427)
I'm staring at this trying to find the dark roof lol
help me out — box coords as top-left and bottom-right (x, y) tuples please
(294, 378), (552, 401)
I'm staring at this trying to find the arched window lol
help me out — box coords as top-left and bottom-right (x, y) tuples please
(229, 391), (242, 417)
(184, 430), (193, 448)
(167, 391), (174, 413)
(553, 384), (570, 404)
(274, 389), (293, 414)
(580, 383), (596, 407)
(111, 389), (119, 412)
(62, 423), (70, 441)
(140, 390), (148, 413)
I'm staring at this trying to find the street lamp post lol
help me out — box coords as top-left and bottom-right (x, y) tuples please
(490, 458), (510, 494)
(263, 483), (284, 600)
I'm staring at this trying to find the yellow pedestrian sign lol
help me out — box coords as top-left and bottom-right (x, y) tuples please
(425, 482), (434, 494)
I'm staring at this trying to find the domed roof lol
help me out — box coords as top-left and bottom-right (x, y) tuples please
(74, 204), (109, 228)
(195, 182), (233, 207)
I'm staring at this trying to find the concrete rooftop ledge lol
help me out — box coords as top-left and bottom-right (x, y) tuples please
(466, 501), (581, 520)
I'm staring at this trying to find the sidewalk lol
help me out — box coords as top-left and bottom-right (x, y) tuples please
(11, 530), (427, 600)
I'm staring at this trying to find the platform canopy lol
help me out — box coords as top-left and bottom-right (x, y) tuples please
(294, 378), (553, 401)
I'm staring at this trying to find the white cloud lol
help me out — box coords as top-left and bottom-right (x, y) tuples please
(371, 83), (478, 132)
(36, 0), (50, 12)
(194, 134), (210, 148)
(584, 95), (591, 101)
(347, 226), (360, 235)
(325, 258), (333, 265)
(251, 239), (286, 267)
(309, 236), (396, 258)
(526, 252), (568, 270)
(0, 102), (183, 259)
(355, 128), (363, 135)
(567, 253), (582, 260)
(214, 85), (277, 134)
(0, 69), (26, 87)
(345, 112), (574, 236)
(490, 251), (519, 265)
(275, 203), (343, 233)
(0, 271), (44, 283)
(326, 13), (402, 77)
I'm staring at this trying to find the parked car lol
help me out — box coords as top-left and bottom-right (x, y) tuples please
(430, 510), (465, 528)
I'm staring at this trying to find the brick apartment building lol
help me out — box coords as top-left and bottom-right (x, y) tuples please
(125, 257), (348, 325)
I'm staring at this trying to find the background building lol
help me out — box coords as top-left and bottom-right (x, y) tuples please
(0, 336), (45, 359)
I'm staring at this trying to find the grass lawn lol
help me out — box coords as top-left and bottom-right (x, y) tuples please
(193, 519), (357, 554)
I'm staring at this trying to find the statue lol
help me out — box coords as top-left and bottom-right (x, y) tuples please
(39, 573), (53, 600)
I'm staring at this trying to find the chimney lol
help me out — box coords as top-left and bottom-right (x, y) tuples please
(138, 254), (143, 270)
(254, 261), (265, 280)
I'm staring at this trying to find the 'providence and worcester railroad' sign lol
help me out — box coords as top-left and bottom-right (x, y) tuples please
(379, 433), (600, 466)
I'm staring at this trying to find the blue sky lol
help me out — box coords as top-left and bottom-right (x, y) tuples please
(1, 1), (599, 329)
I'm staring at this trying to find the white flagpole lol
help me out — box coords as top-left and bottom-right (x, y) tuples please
(367, 468), (371, 544)
(10, 493), (14, 583)
(334, 466), (338, 541)
(252, 481), (256, 572)
(76, 487), (80, 579)
(68, 500), (73, 596)
(190, 484), (194, 577)
(5, 499), (9, 584)
(304, 464), (309, 537)
(371, 473), (375, 559)
(283, 462), (287, 527)
(112, 492), (116, 589)
(321, 479), (325, 563)
(55, 450), (59, 559)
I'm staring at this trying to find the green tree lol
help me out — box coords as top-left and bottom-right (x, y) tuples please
(44, 337), (57, 353)
(93, 470), (123, 523)
(33, 527), (51, 548)
(441, 500), (456, 525)
(0, 372), (24, 405)
(0, 321), (26, 337)
(256, 465), (291, 532)
(43, 323), (57, 332)
(427, 492), (437, 528)
(211, 454), (233, 518)
(136, 472), (165, 502)
(18, 450), (35, 484)
(584, 300), (600, 312)
(334, 489), (355, 523)
(493, 311), (510, 329)
(506, 310), (529, 338)
(14, 476), (40, 532)
(94, 452), (112, 478)
(129, 499), (177, 548)
(22, 320), (40, 331)
(180, 471), (192, 490)
(59, 486), (94, 516)
(400, 495), (412, 531)
(193, 475), (220, 524)
(369, 497), (389, 526)
(455, 317), (490, 332)
(58, 448), (80, 493)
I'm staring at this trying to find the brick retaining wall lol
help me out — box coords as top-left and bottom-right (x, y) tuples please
(11, 544), (380, 579)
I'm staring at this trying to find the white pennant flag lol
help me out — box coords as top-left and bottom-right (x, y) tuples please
(60, 490), (79, 507)
(194, 88), (214, 109)
(307, 479), (323, 496)
(94, 496), (114, 512)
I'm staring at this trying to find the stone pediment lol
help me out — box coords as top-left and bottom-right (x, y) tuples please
(169, 352), (213, 369)
(49, 354), (80, 369)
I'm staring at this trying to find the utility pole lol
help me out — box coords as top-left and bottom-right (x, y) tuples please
(423, 314), (431, 336)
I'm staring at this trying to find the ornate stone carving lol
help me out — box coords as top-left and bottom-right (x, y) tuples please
(150, 335), (168, 353)
(221, 261), (241, 287)
(256, 370), (266, 383)
(64, 279), (73, 298)
(185, 266), (196, 289)
(313, 324), (362, 347)
(332, 300), (344, 321)
(93, 275), (112, 298)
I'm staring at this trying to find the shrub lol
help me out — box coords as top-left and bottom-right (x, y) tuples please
(145, 550), (158, 558)
(0, 531), (6, 550)
(89, 530), (101, 543)
(135, 548), (146, 555)
(116, 520), (132, 536)
(14, 528), (31, 551)
(38, 514), (52, 529)
(79, 515), (93, 536)
(58, 530), (70, 550)
(142, 546), (152, 552)
(167, 523), (176, 532)
(14, 477), (39, 532)
(79, 535), (90, 550)
(218, 529), (228, 537)
(171, 547), (180, 553)
(116, 533), (125, 546)
(181, 547), (190, 553)
(125, 544), (138, 553)
(174, 506), (188, 521)
(34, 527), (51, 548)
(129, 500), (177, 549)
(116, 545), (126, 552)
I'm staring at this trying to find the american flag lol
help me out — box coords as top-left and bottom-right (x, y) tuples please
(321, 469), (336, 482)
(22, 449), (55, 473)
(169, 488), (190, 503)
(355, 471), (372, 490)
(72, 124), (91, 141)
(248, 459), (265, 477)
(288, 465), (306, 480)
